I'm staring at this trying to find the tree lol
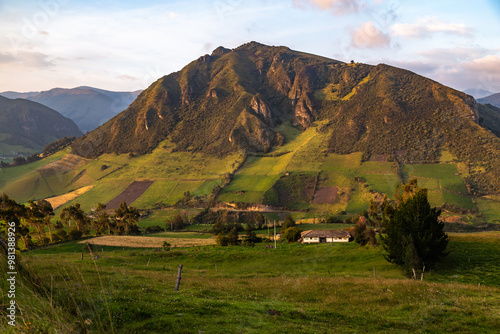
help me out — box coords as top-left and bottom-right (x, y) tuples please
(352, 217), (377, 247)
(26, 200), (47, 243)
(0, 194), (28, 249)
(35, 200), (55, 242)
(61, 203), (90, 235)
(13, 156), (26, 166)
(282, 215), (296, 230)
(381, 184), (448, 277)
(227, 227), (240, 246)
(282, 227), (302, 242)
(168, 214), (185, 231)
(93, 202), (111, 235)
(114, 201), (140, 235)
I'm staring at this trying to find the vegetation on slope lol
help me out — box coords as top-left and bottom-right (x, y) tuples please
(0, 96), (82, 157)
(70, 42), (500, 194)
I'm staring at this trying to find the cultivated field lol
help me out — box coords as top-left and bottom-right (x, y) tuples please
(79, 235), (215, 248)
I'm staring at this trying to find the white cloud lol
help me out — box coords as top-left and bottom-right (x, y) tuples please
(351, 21), (390, 48)
(462, 55), (500, 73)
(293, 0), (362, 14)
(391, 17), (472, 39)
(0, 50), (54, 68)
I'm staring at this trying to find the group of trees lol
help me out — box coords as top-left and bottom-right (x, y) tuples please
(0, 194), (140, 249)
(0, 154), (42, 168)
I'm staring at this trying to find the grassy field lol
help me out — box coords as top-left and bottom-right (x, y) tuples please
(3, 232), (499, 333)
(0, 149), (69, 189)
(80, 235), (216, 248)
(475, 196), (500, 224)
(403, 164), (476, 210)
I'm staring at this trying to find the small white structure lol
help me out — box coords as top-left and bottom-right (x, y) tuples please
(300, 230), (351, 244)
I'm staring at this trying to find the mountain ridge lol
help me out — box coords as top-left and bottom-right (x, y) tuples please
(67, 41), (500, 193)
(478, 93), (500, 108)
(0, 87), (142, 132)
(0, 96), (82, 156)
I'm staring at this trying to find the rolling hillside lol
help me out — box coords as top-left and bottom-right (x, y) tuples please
(478, 103), (500, 137)
(0, 96), (82, 157)
(478, 92), (500, 108)
(1, 87), (141, 132)
(1, 42), (500, 226)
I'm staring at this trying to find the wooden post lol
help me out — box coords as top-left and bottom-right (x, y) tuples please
(267, 218), (270, 238)
(373, 266), (376, 276)
(174, 264), (183, 291)
(274, 220), (276, 249)
(215, 264), (218, 273)
(81, 252), (83, 260)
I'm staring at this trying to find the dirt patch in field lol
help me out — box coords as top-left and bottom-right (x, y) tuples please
(79, 235), (215, 248)
(106, 180), (154, 209)
(441, 216), (466, 224)
(38, 154), (86, 177)
(45, 185), (95, 209)
(369, 154), (388, 162)
(312, 187), (339, 204)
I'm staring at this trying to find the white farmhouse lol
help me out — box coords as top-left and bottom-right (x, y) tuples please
(300, 230), (351, 244)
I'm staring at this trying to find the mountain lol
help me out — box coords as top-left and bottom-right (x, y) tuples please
(0, 87), (142, 133)
(0, 96), (82, 157)
(478, 93), (500, 108)
(463, 88), (494, 99)
(71, 42), (500, 193)
(478, 103), (500, 137)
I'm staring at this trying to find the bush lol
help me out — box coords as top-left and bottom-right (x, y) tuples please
(282, 215), (296, 230)
(67, 229), (83, 241)
(215, 233), (229, 246)
(145, 225), (165, 234)
(55, 229), (67, 241)
(325, 216), (343, 224)
(39, 237), (51, 245)
(282, 227), (302, 242)
(244, 231), (262, 244)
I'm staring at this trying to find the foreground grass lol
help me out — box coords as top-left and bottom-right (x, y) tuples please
(2, 232), (498, 333)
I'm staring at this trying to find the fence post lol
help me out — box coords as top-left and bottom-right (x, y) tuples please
(174, 264), (183, 291)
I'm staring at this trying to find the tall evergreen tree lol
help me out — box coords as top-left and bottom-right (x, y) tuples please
(381, 185), (448, 276)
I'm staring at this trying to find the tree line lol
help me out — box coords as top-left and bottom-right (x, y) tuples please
(0, 194), (140, 249)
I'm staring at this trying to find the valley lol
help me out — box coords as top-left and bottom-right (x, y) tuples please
(1, 42), (500, 333)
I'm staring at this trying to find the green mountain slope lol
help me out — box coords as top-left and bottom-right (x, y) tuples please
(71, 42), (500, 193)
(0, 96), (82, 157)
(478, 103), (500, 137)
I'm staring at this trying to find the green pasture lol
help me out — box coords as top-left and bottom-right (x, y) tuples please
(6, 231), (499, 333)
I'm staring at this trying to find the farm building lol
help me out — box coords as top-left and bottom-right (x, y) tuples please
(300, 230), (351, 244)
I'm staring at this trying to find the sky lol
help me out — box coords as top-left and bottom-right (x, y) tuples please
(1, 0), (500, 97)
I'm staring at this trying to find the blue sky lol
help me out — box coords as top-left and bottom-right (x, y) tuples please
(1, 0), (499, 96)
